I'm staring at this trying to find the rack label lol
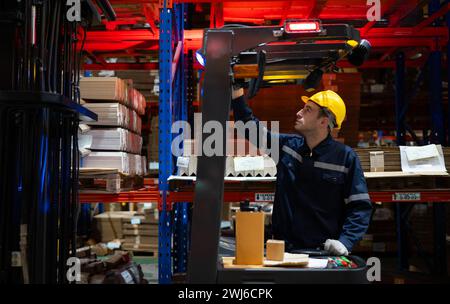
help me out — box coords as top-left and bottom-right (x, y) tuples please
(392, 192), (421, 201)
(11, 252), (22, 267)
(131, 218), (141, 225)
(177, 156), (190, 169)
(255, 193), (275, 202)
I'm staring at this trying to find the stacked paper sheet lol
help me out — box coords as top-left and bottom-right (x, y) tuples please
(82, 152), (144, 176)
(80, 77), (127, 103)
(79, 77), (148, 177)
(83, 103), (142, 134)
(84, 128), (143, 154)
(129, 88), (146, 116)
(80, 77), (146, 115)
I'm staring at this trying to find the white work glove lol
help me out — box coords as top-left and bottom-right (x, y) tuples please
(324, 239), (349, 256)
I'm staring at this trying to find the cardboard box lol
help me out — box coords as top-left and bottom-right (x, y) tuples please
(93, 211), (137, 242)
(235, 211), (265, 265)
(266, 240), (285, 261)
(124, 235), (158, 245)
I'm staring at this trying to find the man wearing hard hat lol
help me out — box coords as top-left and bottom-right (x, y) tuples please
(232, 88), (372, 256)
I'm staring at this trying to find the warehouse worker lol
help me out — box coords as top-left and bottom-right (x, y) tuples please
(231, 88), (372, 255)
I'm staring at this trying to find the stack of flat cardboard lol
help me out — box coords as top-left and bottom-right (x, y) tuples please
(83, 103), (142, 134)
(79, 77), (146, 116)
(82, 152), (145, 176)
(122, 208), (159, 254)
(80, 77), (127, 103)
(136, 154), (147, 176)
(355, 147), (450, 172)
(86, 128), (143, 154)
(93, 211), (137, 243)
(129, 88), (146, 116)
(79, 168), (144, 193)
(80, 76), (148, 177)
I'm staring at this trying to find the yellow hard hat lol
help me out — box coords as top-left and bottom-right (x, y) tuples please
(301, 90), (346, 129)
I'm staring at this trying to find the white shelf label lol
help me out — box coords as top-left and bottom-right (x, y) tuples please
(392, 192), (421, 201)
(131, 218), (141, 225)
(255, 193), (275, 202)
(234, 156), (264, 172)
(176, 156), (190, 169)
(11, 252), (22, 267)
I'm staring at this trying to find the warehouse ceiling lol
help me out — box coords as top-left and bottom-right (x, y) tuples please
(83, 0), (449, 68)
(81, 0), (449, 101)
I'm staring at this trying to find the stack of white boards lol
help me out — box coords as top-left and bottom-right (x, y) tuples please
(80, 77), (146, 115)
(82, 103), (142, 134)
(82, 152), (147, 176)
(79, 77), (148, 176)
(85, 128), (143, 154)
(80, 77), (128, 103)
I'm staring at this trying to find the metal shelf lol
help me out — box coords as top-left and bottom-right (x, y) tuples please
(79, 183), (450, 204)
(79, 187), (160, 203)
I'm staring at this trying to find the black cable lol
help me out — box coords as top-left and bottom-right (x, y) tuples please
(70, 21), (77, 102)
(27, 110), (39, 283)
(0, 107), (10, 282)
(39, 1), (46, 91)
(53, 1), (61, 94)
(48, 111), (61, 283)
(75, 26), (87, 104)
(11, 109), (23, 283)
(30, 1), (37, 91)
(23, 0), (30, 90)
(70, 117), (80, 282)
(59, 115), (72, 283)
(0, 1), (89, 283)
(47, 0), (56, 92)
(63, 14), (69, 97)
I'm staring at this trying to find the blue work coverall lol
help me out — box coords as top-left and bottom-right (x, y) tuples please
(232, 96), (372, 252)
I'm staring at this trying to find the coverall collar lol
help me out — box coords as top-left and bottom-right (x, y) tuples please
(300, 133), (334, 156)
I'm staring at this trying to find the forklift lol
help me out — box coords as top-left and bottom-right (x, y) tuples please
(187, 20), (372, 284)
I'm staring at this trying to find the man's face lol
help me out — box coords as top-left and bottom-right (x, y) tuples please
(294, 101), (326, 134)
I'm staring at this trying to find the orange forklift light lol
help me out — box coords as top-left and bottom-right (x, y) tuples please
(285, 20), (321, 34)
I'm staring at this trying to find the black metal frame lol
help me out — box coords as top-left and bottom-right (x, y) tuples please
(0, 93), (96, 284)
(0, 1), (97, 284)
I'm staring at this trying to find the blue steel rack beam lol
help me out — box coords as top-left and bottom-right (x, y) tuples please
(158, 1), (188, 283)
(172, 3), (189, 276)
(158, 1), (174, 284)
